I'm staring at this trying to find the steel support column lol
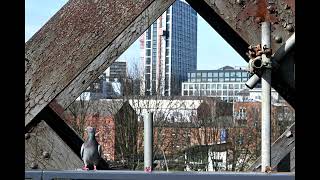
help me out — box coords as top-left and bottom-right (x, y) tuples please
(261, 22), (271, 172)
(144, 112), (153, 172)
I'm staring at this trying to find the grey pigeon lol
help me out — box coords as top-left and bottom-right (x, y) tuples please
(81, 126), (101, 170)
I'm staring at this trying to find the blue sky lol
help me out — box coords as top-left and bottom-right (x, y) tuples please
(25, 0), (246, 70)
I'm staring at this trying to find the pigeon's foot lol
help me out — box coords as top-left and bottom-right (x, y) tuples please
(93, 165), (97, 171)
(82, 166), (89, 171)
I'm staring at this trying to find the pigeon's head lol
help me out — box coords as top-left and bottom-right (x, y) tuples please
(85, 126), (96, 137)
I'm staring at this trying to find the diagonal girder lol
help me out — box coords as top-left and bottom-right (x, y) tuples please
(25, 0), (175, 126)
(186, 0), (295, 108)
(52, 0), (175, 110)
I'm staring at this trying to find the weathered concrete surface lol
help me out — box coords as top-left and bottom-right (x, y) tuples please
(52, 0), (175, 110)
(25, 0), (175, 126)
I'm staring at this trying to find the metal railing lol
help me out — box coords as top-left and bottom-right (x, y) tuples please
(25, 170), (295, 180)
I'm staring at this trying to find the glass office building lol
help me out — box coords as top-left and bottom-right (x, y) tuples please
(140, 0), (197, 96)
(181, 66), (252, 102)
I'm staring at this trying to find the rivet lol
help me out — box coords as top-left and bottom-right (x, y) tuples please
(284, 4), (290, 10)
(286, 131), (293, 138)
(274, 36), (282, 43)
(236, 0), (244, 5)
(286, 24), (294, 32)
(255, 17), (263, 24)
(30, 162), (38, 169)
(25, 133), (30, 140)
(42, 151), (50, 159)
(267, 5), (275, 13)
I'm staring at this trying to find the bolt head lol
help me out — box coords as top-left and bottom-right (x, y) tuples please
(42, 151), (50, 159)
(286, 24), (294, 32)
(267, 5), (275, 13)
(255, 17), (263, 24)
(284, 4), (290, 10)
(30, 162), (38, 169)
(274, 36), (282, 43)
(236, 0), (243, 5)
(25, 133), (30, 140)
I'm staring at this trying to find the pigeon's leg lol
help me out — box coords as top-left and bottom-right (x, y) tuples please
(93, 165), (97, 171)
(82, 164), (89, 170)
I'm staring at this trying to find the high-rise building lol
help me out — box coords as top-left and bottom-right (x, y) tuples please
(140, 0), (197, 96)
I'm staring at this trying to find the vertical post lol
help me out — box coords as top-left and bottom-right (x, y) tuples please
(261, 22), (271, 172)
(144, 112), (153, 172)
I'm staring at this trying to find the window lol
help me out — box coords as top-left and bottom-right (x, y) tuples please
(191, 73), (196, 78)
(236, 72), (242, 77)
(228, 91), (234, 96)
(206, 84), (210, 89)
(208, 73), (213, 77)
(201, 78), (207, 82)
(146, 49), (151, 56)
(146, 41), (151, 48)
(189, 84), (194, 89)
(225, 72), (230, 77)
(189, 90), (193, 96)
(211, 84), (216, 89)
(223, 90), (227, 95)
(223, 84), (228, 89)
(229, 84), (233, 89)
(196, 73), (201, 77)
(242, 72), (248, 77)
(202, 72), (207, 77)
(217, 90), (222, 95)
(200, 84), (205, 89)
(213, 78), (218, 82)
(230, 72), (235, 77)
(236, 78), (241, 82)
(183, 84), (188, 89)
(217, 84), (222, 89)
(211, 90), (216, 95)
(145, 66), (150, 73)
(195, 84), (199, 90)
(219, 72), (224, 77)
(183, 90), (188, 95)
(146, 58), (151, 64)
(213, 72), (218, 77)
(235, 84), (239, 89)
(165, 57), (169, 64)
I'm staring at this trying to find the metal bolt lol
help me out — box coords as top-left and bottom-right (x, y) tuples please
(255, 17), (263, 24)
(286, 24), (294, 32)
(282, 22), (287, 28)
(30, 162), (38, 169)
(286, 131), (293, 138)
(42, 151), (50, 159)
(267, 5), (275, 13)
(284, 4), (290, 10)
(25, 133), (30, 140)
(236, 0), (243, 5)
(274, 36), (282, 43)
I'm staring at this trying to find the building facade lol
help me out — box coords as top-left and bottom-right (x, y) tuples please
(140, 0), (197, 96)
(181, 66), (251, 102)
(87, 61), (127, 99)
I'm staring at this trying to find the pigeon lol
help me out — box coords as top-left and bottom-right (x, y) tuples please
(81, 126), (101, 170)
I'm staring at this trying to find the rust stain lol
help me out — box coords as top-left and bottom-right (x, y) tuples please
(238, 0), (278, 23)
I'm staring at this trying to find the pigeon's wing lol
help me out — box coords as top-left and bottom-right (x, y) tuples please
(98, 144), (102, 156)
(80, 143), (84, 160)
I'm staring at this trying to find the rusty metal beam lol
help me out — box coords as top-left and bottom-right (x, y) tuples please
(186, 0), (295, 108)
(52, 0), (175, 110)
(25, 0), (175, 126)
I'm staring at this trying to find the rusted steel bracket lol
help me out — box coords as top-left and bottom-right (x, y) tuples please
(186, 0), (295, 109)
